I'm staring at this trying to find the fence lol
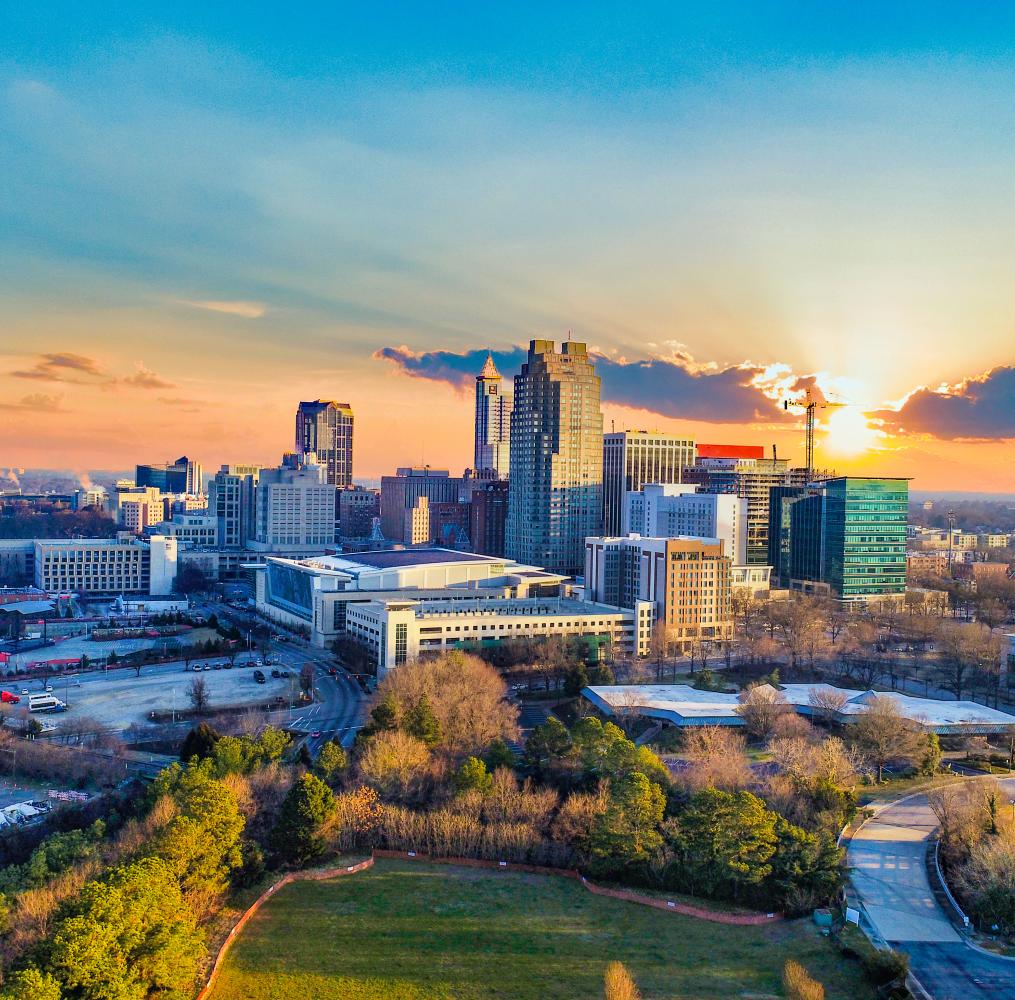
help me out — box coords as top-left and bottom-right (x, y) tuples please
(194, 858), (374, 1000)
(194, 849), (783, 998)
(374, 849), (782, 925)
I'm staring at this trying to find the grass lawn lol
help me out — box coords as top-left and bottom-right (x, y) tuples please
(210, 859), (876, 1000)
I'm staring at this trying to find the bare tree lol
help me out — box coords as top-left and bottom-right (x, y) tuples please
(300, 662), (315, 699)
(850, 696), (925, 782)
(188, 676), (210, 714)
(680, 725), (751, 791)
(736, 684), (791, 741)
(807, 686), (849, 726)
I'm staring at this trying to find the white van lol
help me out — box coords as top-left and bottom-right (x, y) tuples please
(28, 694), (67, 713)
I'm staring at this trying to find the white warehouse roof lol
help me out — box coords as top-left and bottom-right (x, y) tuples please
(583, 683), (1015, 735)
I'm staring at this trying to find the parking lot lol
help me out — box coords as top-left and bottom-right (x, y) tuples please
(2, 660), (297, 732)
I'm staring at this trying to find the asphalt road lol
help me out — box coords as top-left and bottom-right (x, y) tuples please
(848, 778), (1015, 999)
(204, 602), (368, 754)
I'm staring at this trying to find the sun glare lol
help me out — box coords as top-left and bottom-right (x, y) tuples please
(821, 406), (880, 456)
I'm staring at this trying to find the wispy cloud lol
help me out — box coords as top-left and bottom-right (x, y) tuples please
(157, 396), (205, 412)
(122, 362), (176, 390)
(0, 393), (65, 412)
(11, 352), (106, 383)
(179, 300), (267, 319)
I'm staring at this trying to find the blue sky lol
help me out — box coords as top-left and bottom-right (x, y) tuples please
(2, 5), (1014, 487)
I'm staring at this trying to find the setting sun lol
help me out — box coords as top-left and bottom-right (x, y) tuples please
(820, 406), (882, 457)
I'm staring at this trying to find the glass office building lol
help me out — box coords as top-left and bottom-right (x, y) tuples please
(776, 477), (909, 601)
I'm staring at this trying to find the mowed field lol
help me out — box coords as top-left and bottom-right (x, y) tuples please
(209, 860), (876, 1000)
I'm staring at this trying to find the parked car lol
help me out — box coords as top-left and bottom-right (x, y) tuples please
(223, 662), (232, 669)
(270, 669), (280, 679)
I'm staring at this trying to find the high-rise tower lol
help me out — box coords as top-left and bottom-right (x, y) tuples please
(474, 353), (512, 477)
(505, 340), (603, 576)
(295, 400), (354, 487)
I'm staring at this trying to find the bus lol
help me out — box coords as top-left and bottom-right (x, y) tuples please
(28, 694), (67, 713)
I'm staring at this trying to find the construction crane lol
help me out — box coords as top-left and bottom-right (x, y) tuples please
(783, 388), (845, 483)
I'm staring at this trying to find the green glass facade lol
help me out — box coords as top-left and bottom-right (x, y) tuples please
(772, 477), (909, 601)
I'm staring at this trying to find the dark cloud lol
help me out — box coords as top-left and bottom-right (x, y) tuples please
(374, 345), (786, 424)
(874, 365), (1015, 440)
(122, 363), (176, 390)
(11, 352), (106, 382)
(0, 393), (65, 412)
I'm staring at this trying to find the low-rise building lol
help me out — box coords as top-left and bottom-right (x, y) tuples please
(33, 534), (178, 595)
(254, 548), (567, 648)
(584, 682), (1015, 736)
(347, 595), (645, 674)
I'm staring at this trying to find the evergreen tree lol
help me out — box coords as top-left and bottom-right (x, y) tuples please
(270, 773), (336, 865)
(454, 756), (493, 794)
(664, 788), (778, 901)
(483, 738), (517, 772)
(0, 967), (62, 1000)
(524, 717), (572, 774)
(46, 857), (204, 1000)
(587, 772), (665, 875)
(314, 741), (348, 785)
(404, 694), (442, 748)
(179, 722), (221, 763)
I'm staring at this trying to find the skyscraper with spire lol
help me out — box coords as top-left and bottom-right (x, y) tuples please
(474, 353), (512, 477)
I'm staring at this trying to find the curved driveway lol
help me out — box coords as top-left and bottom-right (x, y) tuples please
(848, 777), (1015, 998)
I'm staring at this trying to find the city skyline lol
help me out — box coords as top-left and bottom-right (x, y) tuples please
(2, 7), (1014, 491)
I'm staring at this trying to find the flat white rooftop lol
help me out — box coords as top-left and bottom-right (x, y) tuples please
(584, 683), (1015, 734)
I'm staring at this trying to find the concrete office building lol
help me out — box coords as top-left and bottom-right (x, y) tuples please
(624, 483), (747, 565)
(683, 447), (790, 565)
(506, 340), (603, 577)
(208, 465), (260, 549)
(474, 354), (512, 477)
(136, 456), (202, 495)
(254, 548), (567, 648)
(151, 512), (218, 548)
(249, 457), (334, 553)
(347, 595), (642, 675)
(380, 468), (463, 544)
(118, 488), (166, 534)
(585, 534), (734, 654)
(72, 486), (109, 511)
(295, 400), (355, 487)
(34, 535), (178, 596)
(603, 431), (696, 536)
